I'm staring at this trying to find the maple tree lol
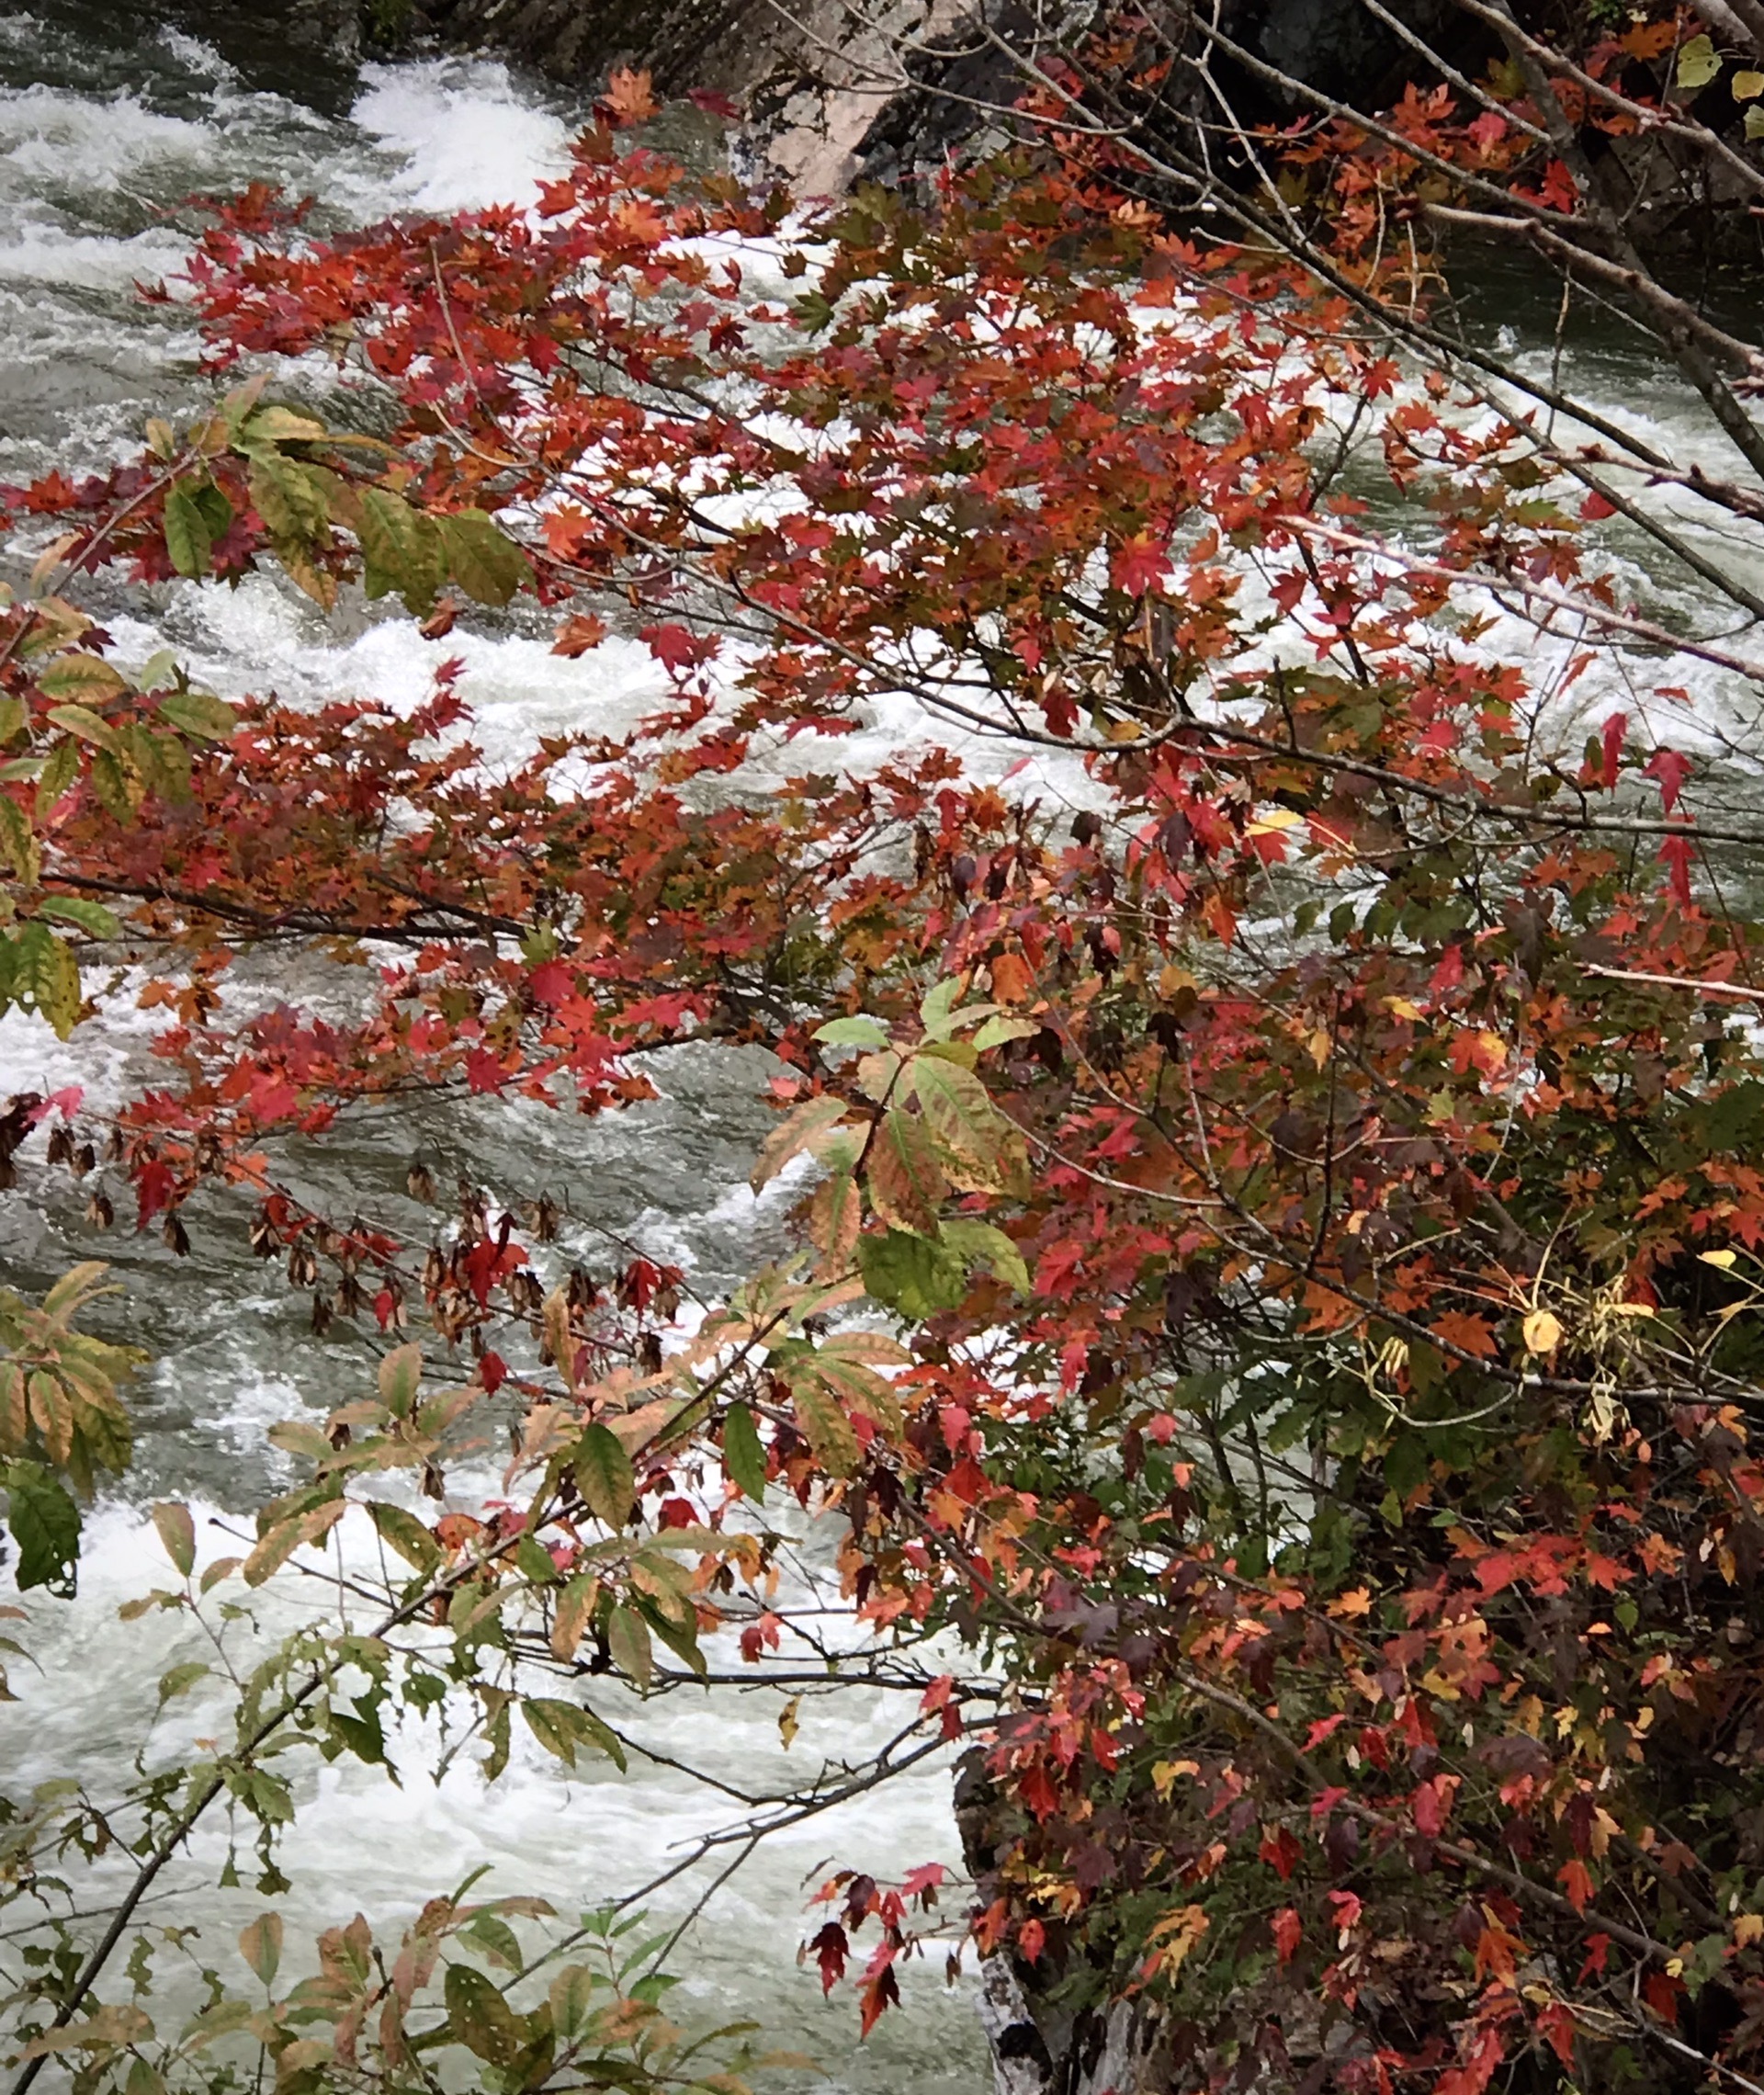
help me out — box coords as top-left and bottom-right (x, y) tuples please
(5, 29), (1764, 2095)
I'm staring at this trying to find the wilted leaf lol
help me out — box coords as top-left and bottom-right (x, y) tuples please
(152, 1500), (196, 1577)
(38, 656), (127, 705)
(607, 1602), (653, 1690)
(239, 1910), (283, 1987)
(379, 1342), (423, 1419)
(751, 1093), (847, 1191)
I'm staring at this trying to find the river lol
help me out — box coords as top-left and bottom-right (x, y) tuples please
(0, 6), (990, 2087)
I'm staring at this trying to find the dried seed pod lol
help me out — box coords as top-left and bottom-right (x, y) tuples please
(532, 1194), (561, 1242)
(329, 1419), (352, 1452)
(73, 1142), (96, 1179)
(405, 1160), (437, 1204)
(336, 1271), (367, 1319)
(85, 1185), (115, 1229)
(639, 1331), (663, 1376)
(162, 1211), (190, 1257)
(249, 1208), (278, 1259)
(421, 1462), (445, 1500)
(311, 1289), (334, 1336)
(45, 1125), (74, 1169)
(105, 1127), (126, 1162)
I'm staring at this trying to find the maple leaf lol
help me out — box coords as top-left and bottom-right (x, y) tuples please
(550, 612), (608, 658)
(1556, 1857), (1596, 1913)
(600, 67), (658, 126)
(1645, 746), (1691, 814)
(1110, 534), (1171, 597)
(1272, 1908), (1302, 1964)
(639, 622), (718, 673)
(1429, 1309), (1498, 1360)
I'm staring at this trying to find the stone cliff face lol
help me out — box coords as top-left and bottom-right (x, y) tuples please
(365, 0), (1474, 193)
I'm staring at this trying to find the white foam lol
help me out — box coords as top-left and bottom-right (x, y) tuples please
(347, 59), (574, 214)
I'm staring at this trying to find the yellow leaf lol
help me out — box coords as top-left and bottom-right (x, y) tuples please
(1734, 67), (1764, 97)
(1151, 1758), (1198, 1799)
(1522, 1309), (1563, 1355)
(1247, 806), (1302, 834)
(1701, 1248), (1738, 1270)
(778, 1695), (800, 1750)
(1306, 1026), (1332, 1070)
(1736, 1913), (1764, 1948)
(1384, 996), (1425, 1022)
(1327, 1587), (1373, 1619)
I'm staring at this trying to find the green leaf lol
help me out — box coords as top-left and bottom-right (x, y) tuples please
(358, 488), (440, 613)
(444, 1961), (523, 2067)
(33, 738), (77, 818)
(858, 1229), (967, 1319)
(163, 482), (215, 578)
(155, 689), (238, 742)
(643, 1602), (707, 1678)
(0, 798), (40, 883)
(813, 1015), (890, 1048)
(238, 1911), (283, 1987)
(438, 509), (530, 606)
(36, 897), (120, 939)
(152, 1500), (196, 1577)
(607, 1602), (653, 1691)
(918, 976), (967, 1039)
(1747, 103), (1764, 137)
(972, 1014), (1039, 1052)
(6, 1461), (81, 1597)
(722, 1401), (767, 1502)
(43, 703), (119, 754)
(575, 1422), (636, 1528)
(248, 457), (330, 543)
(523, 1695), (625, 1770)
(1678, 32), (1721, 89)
(0, 696), (26, 743)
(462, 1913), (523, 1970)
(8, 923), (82, 1037)
(942, 1218), (1031, 1296)
(157, 1659), (208, 1704)
(38, 656), (127, 705)
(367, 1500), (441, 1571)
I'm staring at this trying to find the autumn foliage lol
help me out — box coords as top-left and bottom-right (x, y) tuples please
(6, 37), (1764, 2095)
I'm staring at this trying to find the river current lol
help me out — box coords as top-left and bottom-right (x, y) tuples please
(0, 6), (989, 2088)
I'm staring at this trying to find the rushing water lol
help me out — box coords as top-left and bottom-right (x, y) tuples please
(0, 6), (990, 2087)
